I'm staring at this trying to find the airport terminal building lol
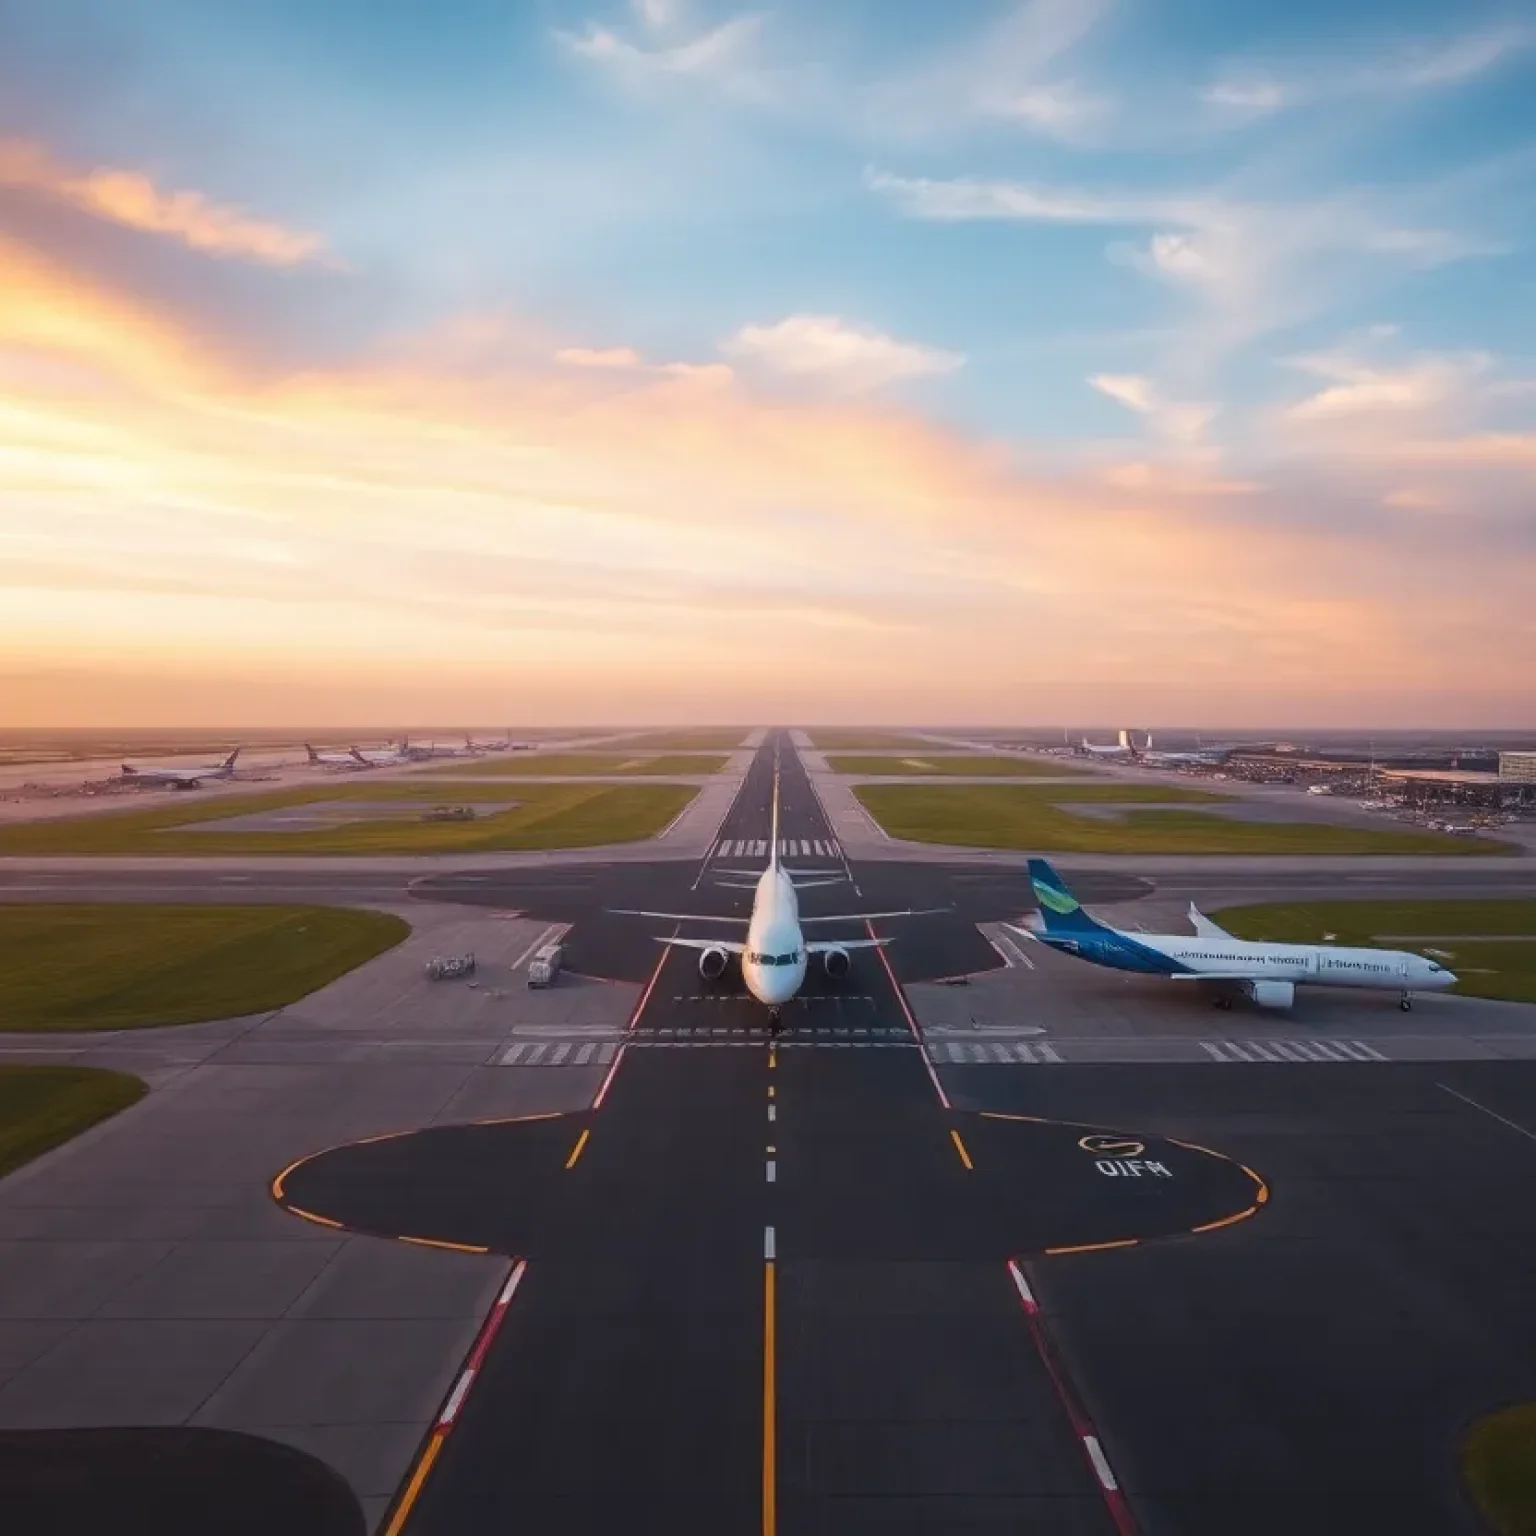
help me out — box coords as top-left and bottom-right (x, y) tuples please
(1378, 752), (1536, 808)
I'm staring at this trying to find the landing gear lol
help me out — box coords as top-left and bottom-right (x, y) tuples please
(1399, 991), (1414, 1012)
(768, 1007), (782, 1038)
(1214, 995), (1234, 1011)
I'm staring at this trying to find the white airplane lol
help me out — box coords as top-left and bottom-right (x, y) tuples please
(1078, 729), (1142, 758)
(1136, 734), (1237, 768)
(305, 743), (370, 769)
(351, 739), (417, 767)
(611, 768), (941, 1028)
(118, 747), (240, 790)
(1011, 859), (1456, 1012)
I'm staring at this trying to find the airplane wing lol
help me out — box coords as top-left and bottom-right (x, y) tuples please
(800, 908), (949, 924)
(1188, 903), (1235, 940)
(804, 938), (891, 953)
(609, 909), (750, 924)
(658, 935), (747, 954)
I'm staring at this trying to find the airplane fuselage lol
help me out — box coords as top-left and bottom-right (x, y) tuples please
(743, 866), (808, 1009)
(1036, 928), (1454, 992)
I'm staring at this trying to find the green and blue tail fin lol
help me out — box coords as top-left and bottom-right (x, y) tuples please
(1027, 859), (1108, 936)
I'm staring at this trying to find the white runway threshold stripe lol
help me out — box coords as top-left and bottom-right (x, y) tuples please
(710, 837), (843, 861)
(1200, 1038), (1387, 1063)
(928, 1041), (1063, 1064)
(1083, 1434), (1120, 1493)
(498, 1040), (621, 1066)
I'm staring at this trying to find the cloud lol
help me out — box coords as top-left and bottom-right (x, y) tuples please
(3, 240), (1532, 725)
(558, 11), (770, 96)
(1203, 25), (1533, 120)
(723, 315), (964, 392)
(632, 0), (681, 28)
(1089, 373), (1154, 413)
(867, 167), (1505, 365)
(1089, 373), (1215, 447)
(0, 138), (332, 267)
(858, 0), (1116, 144)
(556, 345), (645, 369)
(1284, 349), (1493, 422)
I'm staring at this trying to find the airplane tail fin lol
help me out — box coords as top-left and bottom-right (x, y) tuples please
(350, 748), (369, 764)
(1117, 729), (1130, 749)
(305, 744), (319, 762)
(222, 748), (240, 770)
(1027, 858), (1109, 936)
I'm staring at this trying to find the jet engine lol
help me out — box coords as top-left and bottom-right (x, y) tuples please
(821, 947), (851, 980)
(1247, 980), (1295, 1010)
(697, 947), (729, 981)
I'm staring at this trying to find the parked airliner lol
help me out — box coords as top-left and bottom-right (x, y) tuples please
(118, 748), (240, 790)
(305, 744), (369, 769)
(1012, 859), (1456, 1012)
(1078, 729), (1140, 758)
(611, 767), (939, 1030)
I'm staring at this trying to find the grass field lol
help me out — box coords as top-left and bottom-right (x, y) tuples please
(1462, 1404), (1536, 1535)
(809, 730), (927, 750)
(827, 753), (1090, 778)
(1214, 900), (1536, 1004)
(854, 783), (1512, 856)
(418, 752), (727, 777)
(0, 781), (696, 856)
(0, 1067), (146, 1178)
(613, 730), (748, 750)
(2, 904), (410, 1029)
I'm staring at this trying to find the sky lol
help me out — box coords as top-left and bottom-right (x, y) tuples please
(1, 0), (1534, 728)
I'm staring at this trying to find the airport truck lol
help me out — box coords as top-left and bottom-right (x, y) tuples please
(528, 942), (565, 988)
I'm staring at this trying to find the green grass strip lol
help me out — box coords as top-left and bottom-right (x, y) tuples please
(0, 904), (409, 1030)
(1462, 1404), (1536, 1535)
(416, 753), (727, 777)
(0, 1066), (147, 1177)
(854, 783), (1511, 855)
(0, 781), (696, 857)
(827, 754), (1090, 777)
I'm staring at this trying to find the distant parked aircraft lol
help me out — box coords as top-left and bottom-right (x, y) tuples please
(118, 748), (241, 790)
(351, 740), (417, 767)
(305, 744), (369, 769)
(1078, 729), (1141, 759)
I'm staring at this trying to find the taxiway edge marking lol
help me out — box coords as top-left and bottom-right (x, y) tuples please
(868, 918), (950, 1109)
(381, 1258), (528, 1536)
(1007, 1258), (1140, 1535)
(1437, 1081), (1536, 1144)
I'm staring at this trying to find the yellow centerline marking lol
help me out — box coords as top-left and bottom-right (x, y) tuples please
(1191, 1206), (1257, 1235)
(762, 1259), (777, 1536)
(1044, 1237), (1139, 1256)
(564, 1128), (591, 1170)
(398, 1235), (489, 1254)
(949, 1128), (974, 1170)
(285, 1206), (344, 1230)
(383, 1429), (444, 1536)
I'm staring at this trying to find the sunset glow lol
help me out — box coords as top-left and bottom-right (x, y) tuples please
(2, 1), (1533, 725)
